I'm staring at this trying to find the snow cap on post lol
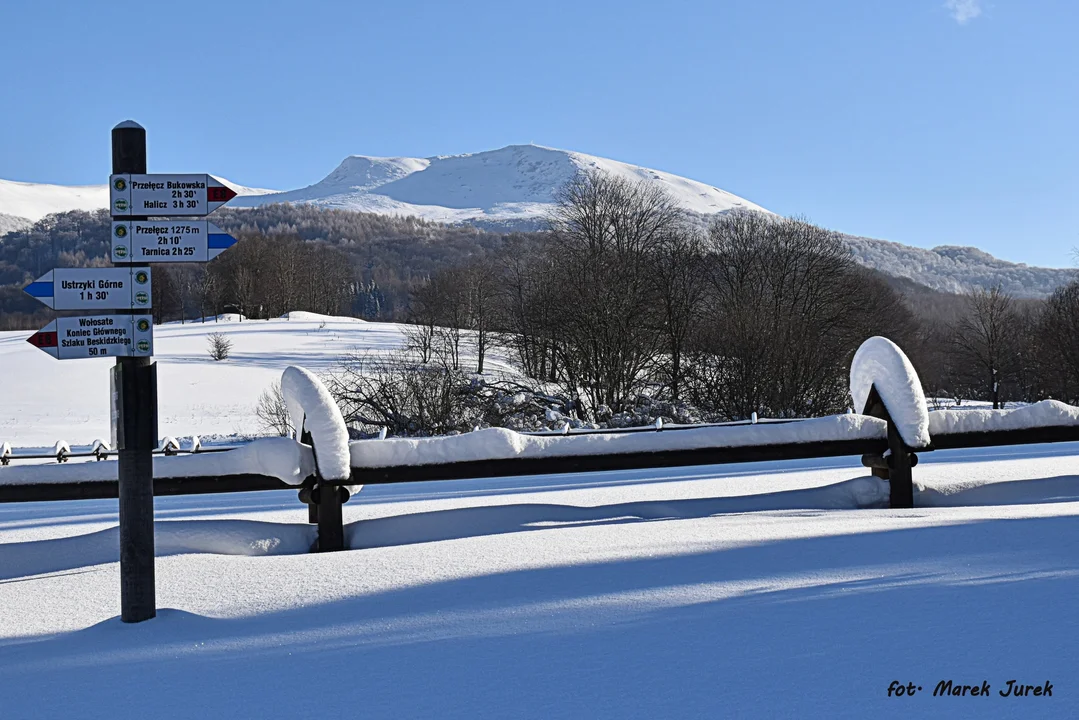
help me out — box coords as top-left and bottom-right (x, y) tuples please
(281, 366), (351, 481)
(850, 336), (930, 448)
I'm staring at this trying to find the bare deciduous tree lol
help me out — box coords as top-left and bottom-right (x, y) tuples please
(948, 285), (1022, 408)
(687, 212), (912, 419)
(544, 169), (681, 418)
(651, 228), (706, 401)
(1035, 279), (1079, 402)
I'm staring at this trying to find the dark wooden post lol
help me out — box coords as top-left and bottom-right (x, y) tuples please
(885, 417), (914, 509)
(113, 121), (158, 623)
(861, 385), (916, 509)
(316, 480), (345, 552)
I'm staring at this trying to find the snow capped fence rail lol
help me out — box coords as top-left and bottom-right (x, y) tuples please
(0, 440), (241, 465)
(5, 348), (1079, 552)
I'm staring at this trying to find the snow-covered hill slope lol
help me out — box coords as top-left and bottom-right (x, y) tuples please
(845, 235), (1077, 298)
(228, 144), (770, 223)
(0, 212), (30, 235)
(0, 179), (107, 222)
(0, 177), (276, 223)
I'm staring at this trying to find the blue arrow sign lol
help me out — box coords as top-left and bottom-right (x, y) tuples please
(111, 221), (238, 263)
(23, 268), (152, 310)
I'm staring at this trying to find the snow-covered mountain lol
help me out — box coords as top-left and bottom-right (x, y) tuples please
(229, 144), (769, 223)
(1, 144), (1073, 297)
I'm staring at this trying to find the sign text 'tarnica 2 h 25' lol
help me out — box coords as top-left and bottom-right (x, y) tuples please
(111, 220), (238, 263)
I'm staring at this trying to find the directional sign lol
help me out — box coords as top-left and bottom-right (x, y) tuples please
(110, 174), (237, 216)
(24, 267), (152, 310)
(111, 220), (238, 263)
(27, 315), (153, 360)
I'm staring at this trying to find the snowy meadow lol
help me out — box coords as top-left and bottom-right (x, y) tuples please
(0, 316), (1077, 718)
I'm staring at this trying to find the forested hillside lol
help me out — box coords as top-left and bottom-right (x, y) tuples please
(0, 205), (525, 327)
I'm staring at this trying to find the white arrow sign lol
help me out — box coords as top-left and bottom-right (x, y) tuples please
(24, 267), (152, 310)
(110, 174), (238, 216)
(111, 220), (238, 263)
(27, 315), (154, 360)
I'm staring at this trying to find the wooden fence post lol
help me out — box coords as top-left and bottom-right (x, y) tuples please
(316, 480), (345, 552)
(861, 385), (917, 509)
(298, 421), (346, 552)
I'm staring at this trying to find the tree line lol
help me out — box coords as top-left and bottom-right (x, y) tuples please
(0, 205), (509, 326)
(384, 169), (1079, 430)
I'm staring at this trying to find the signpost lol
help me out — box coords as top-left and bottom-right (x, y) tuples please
(23, 120), (239, 623)
(109, 174), (237, 216)
(24, 267), (151, 311)
(111, 220), (237, 263)
(27, 315), (154, 359)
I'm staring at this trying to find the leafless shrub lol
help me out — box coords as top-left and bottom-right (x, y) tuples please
(255, 380), (294, 436)
(207, 332), (233, 361)
(324, 351), (568, 436)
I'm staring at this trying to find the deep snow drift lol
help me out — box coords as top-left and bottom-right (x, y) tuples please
(849, 336), (930, 448)
(281, 366), (351, 480)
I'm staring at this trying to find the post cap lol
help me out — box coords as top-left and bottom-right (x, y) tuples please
(113, 120), (144, 130)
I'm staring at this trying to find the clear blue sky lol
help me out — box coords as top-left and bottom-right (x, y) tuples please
(2, 0), (1075, 267)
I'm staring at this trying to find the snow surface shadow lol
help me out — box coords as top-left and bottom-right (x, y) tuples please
(0, 519), (315, 582)
(918, 475), (1079, 507)
(0, 490), (303, 533)
(352, 457), (870, 505)
(924, 442), (1079, 465)
(350, 474), (1079, 549)
(348, 476), (887, 549)
(3, 515), (1077, 720)
(163, 351), (347, 367)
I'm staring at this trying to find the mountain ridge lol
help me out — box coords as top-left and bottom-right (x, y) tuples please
(1, 144), (1072, 298)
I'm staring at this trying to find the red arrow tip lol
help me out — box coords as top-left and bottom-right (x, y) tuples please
(28, 330), (58, 348)
(209, 185), (238, 203)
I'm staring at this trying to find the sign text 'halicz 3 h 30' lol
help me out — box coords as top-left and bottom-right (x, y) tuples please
(23, 267), (152, 311)
(109, 174), (237, 216)
(26, 315), (154, 360)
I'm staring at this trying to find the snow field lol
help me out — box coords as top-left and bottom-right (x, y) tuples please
(3, 319), (1079, 717)
(0, 313), (520, 448)
(1, 444), (1078, 718)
